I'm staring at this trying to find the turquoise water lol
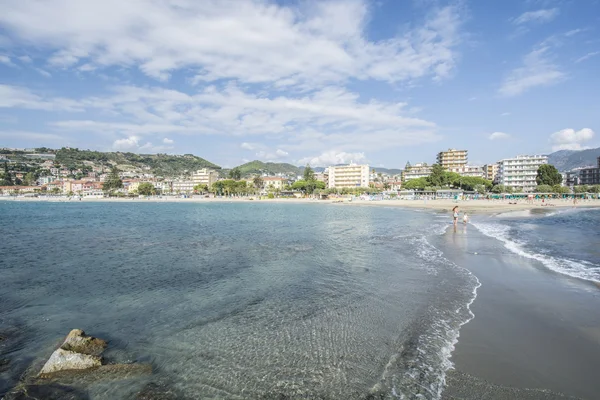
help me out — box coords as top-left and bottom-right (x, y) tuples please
(472, 208), (600, 283)
(0, 202), (477, 399)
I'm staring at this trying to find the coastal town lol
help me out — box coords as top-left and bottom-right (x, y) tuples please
(1, 147), (599, 198)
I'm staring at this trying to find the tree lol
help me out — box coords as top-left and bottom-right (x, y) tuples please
(23, 172), (37, 186)
(383, 182), (390, 191)
(193, 184), (208, 193)
(253, 176), (264, 189)
(427, 164), (446, 187)
(491, 184), (513, 194)
(536, 164), (562, 186)
(535, 184), (553, 193)
(403, 178), (428, 190)
(573, 185), (589, 194)
(0, 162), (13, 186)
(103, 167), (123, 192)
(137, 182), (155, 196)
(553, 185), (570, 194)
(303, 164), (315, 182)
(229, 168), (242, 180)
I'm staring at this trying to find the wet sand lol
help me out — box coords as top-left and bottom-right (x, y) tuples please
(435, 225), (600, 400)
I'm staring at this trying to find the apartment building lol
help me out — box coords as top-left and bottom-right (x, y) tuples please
(437, 149), (468, 169)
(447, 165), (484, 178)
(483, 163), (499, 183)
(402, 163), (433, 181)
(497, 155), (548, 192)
(579, 156), (600, 185)
(327, 164), (370, 188)
(191, 168), (219, 187)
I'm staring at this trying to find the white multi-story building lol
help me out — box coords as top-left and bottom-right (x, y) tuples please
(327, 164), (370, 188)
(403, 163), (433, 181)
(172, 180), (195, 194)
(448, 165), (484, 178)
(191, 168), (219, 187)
(497, 155), (548, 192)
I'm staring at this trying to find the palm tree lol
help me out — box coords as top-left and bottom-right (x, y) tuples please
(253, 176), (264, 189)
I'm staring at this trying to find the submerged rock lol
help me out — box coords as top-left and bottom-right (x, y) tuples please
(39, 330), (107, 375)
(3, 383), (88, 400)
(39, 363), (153, 385)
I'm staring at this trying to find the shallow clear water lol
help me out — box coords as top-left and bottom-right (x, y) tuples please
(0, 202), (478, 399)
(472, 208), (600, 283)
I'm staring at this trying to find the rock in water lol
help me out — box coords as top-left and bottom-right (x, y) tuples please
(39, 329), (106, 375)
(39, 349), (102, 375)
(60, 329), (107, 356)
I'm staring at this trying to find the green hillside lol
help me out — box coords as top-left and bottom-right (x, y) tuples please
(233, 160), (301, 177)
(55, 148), (220, 176)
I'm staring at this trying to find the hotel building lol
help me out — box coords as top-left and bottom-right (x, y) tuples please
(262, 177), (288, 190)
(327, 164), (370, 188)
(437, 149), (468, 169)
(497, 155), (548, 192)
(402, 163), (433, 181)
(579, 157), (600, 186)
(483, 163), (499, 183)
(191, 168), (219, 187)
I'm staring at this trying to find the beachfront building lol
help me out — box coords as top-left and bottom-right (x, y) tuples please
(437, 149), (468, 170)
(497, 155), (548, 193)
(191, 168), (219, 187)
(447, 165), (485, 178)
(402, 163), (433, 181)
(315, 172), (328, 184)
(327, 164), (370, 188)
(484, 163), (499, 183)
(579, 157), (600, 186)
(262, 177), (288, 190)
(172, 180), (195, 194)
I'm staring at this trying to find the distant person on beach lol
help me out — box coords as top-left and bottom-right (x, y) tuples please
(463, 213), (469, 224)
(452, 206), (459, 228)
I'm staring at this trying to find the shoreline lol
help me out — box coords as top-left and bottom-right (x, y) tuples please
(437, 222), (600, 400)
(2, 195), (600, 215)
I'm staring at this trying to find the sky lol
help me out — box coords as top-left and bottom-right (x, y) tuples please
(0, 0), (599, 168)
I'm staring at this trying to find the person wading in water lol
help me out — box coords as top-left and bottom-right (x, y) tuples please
(452, 206), (459, 230)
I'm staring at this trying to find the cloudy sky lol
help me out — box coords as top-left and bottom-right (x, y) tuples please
(0, 0), (598, 168)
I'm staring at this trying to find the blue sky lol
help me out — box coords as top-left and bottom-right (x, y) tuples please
(0, 0), (599, 168)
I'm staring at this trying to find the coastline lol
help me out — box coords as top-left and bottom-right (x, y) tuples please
(436, 223), (600, 400)
(2, 195), (600, 215)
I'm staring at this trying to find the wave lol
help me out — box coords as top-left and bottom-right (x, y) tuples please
(472, 221), (600, 283)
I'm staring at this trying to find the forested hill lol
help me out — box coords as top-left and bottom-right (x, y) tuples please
(548, 147), (600, 171)
(233, 160), (302, 177)
(55, 148), (220, 176)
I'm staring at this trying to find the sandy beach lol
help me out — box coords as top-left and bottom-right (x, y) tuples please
(437, 222), (600, 400)
(3, 195), (600, 215)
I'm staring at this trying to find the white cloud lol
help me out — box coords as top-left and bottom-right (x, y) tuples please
(35, 68), (52, 77)
(0, 55), (14, 66)
(0, 0), (464, 88)
(18, 55), (32, 63)
(0, 131), (63, 142)
(549, 128), (594, 151)
(275, 149), (288, 157)
(113, 136), (141, 151)
(575, 51), (600, 63)
(499, 46), (565, 96)
(162, 137), (174, 144)
(241, 142), (257, 150)
(299, 151), (367, 167)
(501, 112), (511, 116)
(513, 8), (559, 25)
(489, 132), (510, 140)
(0, 84), (82, 111)
(113, 135), (173, 153)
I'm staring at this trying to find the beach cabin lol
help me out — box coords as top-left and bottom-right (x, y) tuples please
(436, 189), (463, 200)
(397, 190), (416, 200)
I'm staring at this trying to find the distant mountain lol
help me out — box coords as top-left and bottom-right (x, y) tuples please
(548, 147), (600, 171)
(233, 160), (302, 177)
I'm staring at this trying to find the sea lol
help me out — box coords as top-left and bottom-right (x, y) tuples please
(0, 201), (598, 399)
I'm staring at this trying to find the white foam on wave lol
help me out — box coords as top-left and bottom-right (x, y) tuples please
(390, 235), (481, 400)
(472, 221), (600, 283)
